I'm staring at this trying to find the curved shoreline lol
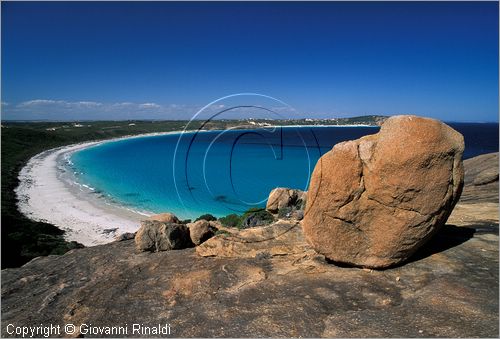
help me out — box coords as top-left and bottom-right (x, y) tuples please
(16, 142), (142, 246)
(15, 131), (188, 246)
(14, 127), (264, 246)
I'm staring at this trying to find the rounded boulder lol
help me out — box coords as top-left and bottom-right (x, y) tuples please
(302, 115), (465, 268)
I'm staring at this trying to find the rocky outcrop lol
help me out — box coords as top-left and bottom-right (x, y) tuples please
(188, 220), (218, 245)
(465, 153), (499, 186)
(447, 152), (498, 226)
(460, 152), (499, 204)
(1, 152), (498, 338)
(147, 212), (180, 224)
(266, 188), (307, 216)
(302, 115), (465, 268)
(196, 221), (312, 258)
(135, 220), (192, 252)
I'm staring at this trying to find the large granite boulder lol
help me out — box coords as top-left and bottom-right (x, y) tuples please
(266, 188), (307, 215)
(188, 220), (218, 245)
(135, 220), (192, 252)
(302, 115), (465, 268)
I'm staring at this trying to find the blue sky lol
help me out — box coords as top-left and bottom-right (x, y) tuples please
(1, 1), (498, 122)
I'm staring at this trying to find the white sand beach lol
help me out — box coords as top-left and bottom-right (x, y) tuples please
(15, 129), (218, 246)
(15, 141), (149, 246)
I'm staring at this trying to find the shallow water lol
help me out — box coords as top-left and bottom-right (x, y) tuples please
(70, 124), (498, 219)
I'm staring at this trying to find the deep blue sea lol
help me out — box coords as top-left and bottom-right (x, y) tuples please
(70, 123), (499, 219)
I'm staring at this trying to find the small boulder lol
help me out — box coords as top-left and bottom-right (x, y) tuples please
(135, 220), (192, 252)
(188, 220), (217, 245)
(147, 213), (180, 224)
(302, 115), (465, 268)
(266, 188), (306, 214)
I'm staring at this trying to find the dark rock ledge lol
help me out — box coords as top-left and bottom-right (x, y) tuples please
(1, 153), (498, 338)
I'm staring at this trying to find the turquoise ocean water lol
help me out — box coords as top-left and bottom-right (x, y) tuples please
(69, 124), (498, 219)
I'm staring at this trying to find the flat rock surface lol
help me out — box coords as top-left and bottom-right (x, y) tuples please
(2, 154), (498, 338)
(196, 221), (311, 258)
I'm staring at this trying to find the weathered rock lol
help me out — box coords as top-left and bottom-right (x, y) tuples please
(465, 152), (498, 187)
(188, 220), (217, 245)
(303, 115), (465, 268)
(147, 212), (180, 224)
(114, 232), (136, 242)
(266, 187), (306, 214)
(458, 153), (499, 205)
(135, 220), (192, 252)
(447, 152), (499, 225)
(473, 169), (498, 186)
(464, 152), (499, 186)
(196, 221), (312, 258)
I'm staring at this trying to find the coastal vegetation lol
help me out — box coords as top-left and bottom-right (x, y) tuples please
(218, 208), (275, 229)
(195, 214), (218, 222)
(218, 214), (242, 228)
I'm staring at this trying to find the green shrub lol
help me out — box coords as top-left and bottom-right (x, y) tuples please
(240, 208), (274, 228)
(219, 207), (275, 229)
(278, 206), (293, 219)
(218, 214), (242, 228)
(195, 214), (217, 222)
